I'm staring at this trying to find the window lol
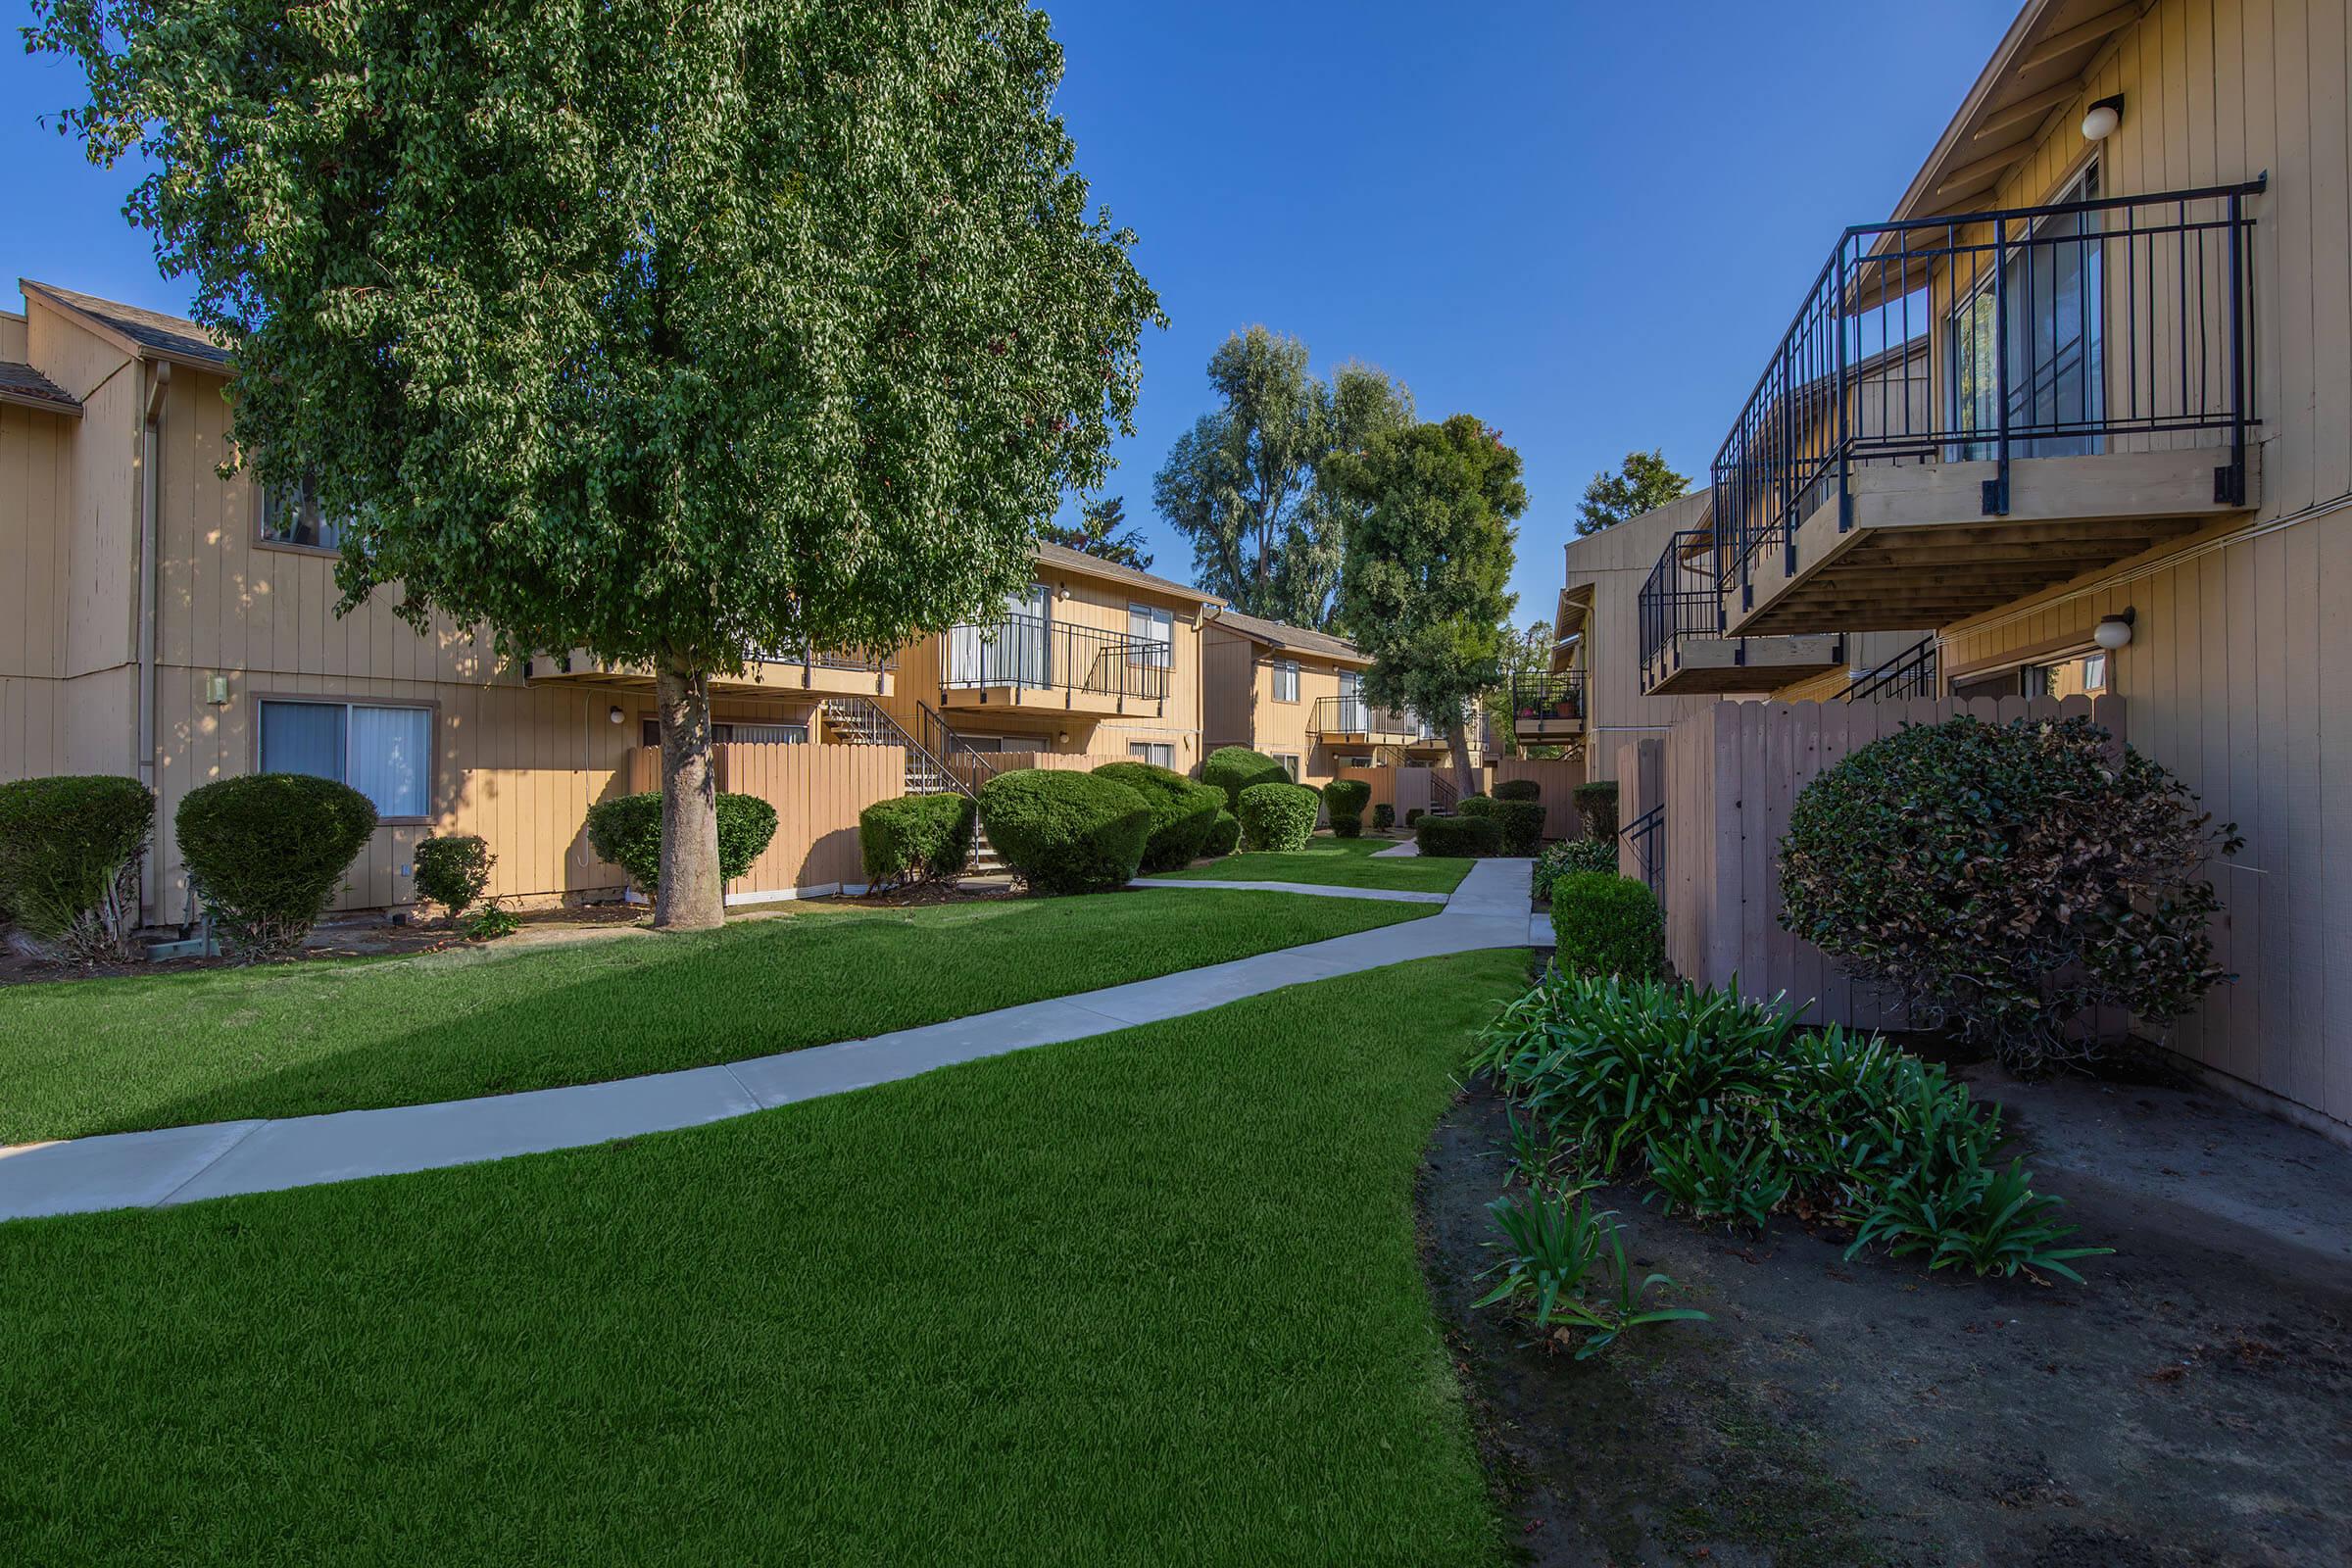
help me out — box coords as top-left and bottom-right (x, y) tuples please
(1950, 648), (2110, 701)
(639, 720), (808, 747)
(1275, 754), (1299, 781)
(1272, 661), (1300, 703)
(260, 474), (348, 552)
(260, 699), (430, 818)
(1950, 161), (2103, 461)
(1127, 603), (1174, 668)
(1128, 742), (1174, 768)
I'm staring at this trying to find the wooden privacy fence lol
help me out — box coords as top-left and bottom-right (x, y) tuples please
(628, 742), (906, 899)
(1334, 763), (1439, 822)
(1489, 756), (1589, 839)
(1628, 695), (2127, 1030)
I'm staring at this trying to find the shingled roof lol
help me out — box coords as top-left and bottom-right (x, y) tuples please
(0, 361), (81, 416)
(1206, 608), (1369, 664)
(1033, 541), (1221, 605)
(22, 280), (231, 370)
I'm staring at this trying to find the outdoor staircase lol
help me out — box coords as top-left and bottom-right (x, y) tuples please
(817, 696), (1008, 880)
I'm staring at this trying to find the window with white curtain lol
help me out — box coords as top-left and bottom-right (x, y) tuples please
(1128, 742), (1174, 767)
(1272, 661), (1299, 703)
(1127, 602), (1174, 667)
(260, 474), (349, 551)
(259, 699), (431, 818)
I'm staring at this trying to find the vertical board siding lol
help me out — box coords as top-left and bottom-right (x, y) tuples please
(1489, 756), (1589, 839)
(630, 743), (904, 896)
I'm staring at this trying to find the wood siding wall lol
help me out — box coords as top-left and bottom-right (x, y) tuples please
(1489, 756), (1589, 840)
(1333, 763), (1438, 822)
(1199, 623), (1375, 787)
(628, 742), (902, 898)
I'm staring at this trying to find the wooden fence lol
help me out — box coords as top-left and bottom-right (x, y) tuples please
(1334, 762), (1440, 823)
(629, 742), (905, 899)
(1489, 756), (1589, 840)
(1626, 696), (2127, 1028)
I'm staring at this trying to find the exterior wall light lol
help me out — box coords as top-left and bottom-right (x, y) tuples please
(2093, 609), (2136, 651)
(2081, 94), (2125, 141)
(609, 705), (627, 724)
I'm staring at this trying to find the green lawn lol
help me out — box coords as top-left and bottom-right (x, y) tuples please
(1157, 833), (1472, 893)
(0, 951), (1526, 1566)
(0, 891), (1432, 1144)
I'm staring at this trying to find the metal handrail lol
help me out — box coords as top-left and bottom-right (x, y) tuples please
(1622, 803), (1665, 906)
(917, 701), (1000, 797)
(1308, 695), (1415, 740)
(1840, 635), (1939, 703)
(1709, 178), (2266, 609)
(752, 647), (895, 673)
(1505, 670), (1586, 722)
(941, 612), (1168, 700)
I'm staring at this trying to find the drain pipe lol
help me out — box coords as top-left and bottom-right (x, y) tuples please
(138, 361), (169, 918)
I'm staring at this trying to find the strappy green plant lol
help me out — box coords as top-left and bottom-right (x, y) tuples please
(1472, 1185), (1708, 1358)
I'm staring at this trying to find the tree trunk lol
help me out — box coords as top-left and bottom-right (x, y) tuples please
(1447, 718), (1478, 799)
(653, 662), (725, 930)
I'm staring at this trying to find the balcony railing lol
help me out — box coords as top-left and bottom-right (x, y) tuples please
(1711, 178), (2264, 605)
(1309, 695), (1415, 740)
(1840, 635), (1938, 703)
(1505, 671), (1586, 726)
(941, 612), (1168, 701)
(1638, 529), (1730, 692)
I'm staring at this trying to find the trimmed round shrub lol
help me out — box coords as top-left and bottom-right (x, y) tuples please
(0, 774), (155, 960)
(1203, 808), (1242, 858)
(977, 769), (1152, 895)
(1404, 808), (1424, 827)
(1202, 746), (1288, 809)
(1237, 780), (1319, 852)
(1416, 813), (1501, 858)
(1092, 761), (1224, 871)
(1573, 780), (1620, 841)
(859, 793), (977, 891)
(1534, 836), (1620, 902)
(1548, 870), (1664, 979)
(1488, 799), (1546, 857)
(177, 773), (376, 959)
(1323, 778), (1372, 839)
(585, 790), (781, 895)
(1457, 794), (1494, 817)
(1780, 713), (2237, 1073)
(1494, 777), (1542, 803)
(413, 834), (494, 918)
(1372, 803), (1396, 831)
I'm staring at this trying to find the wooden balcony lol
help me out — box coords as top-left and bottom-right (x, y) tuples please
(1639, 530), (1847, 695)
(1307, 696), (1415, 746)
(1504, 672), (1586, 739)
(936, 613), (1168, 718)
(526, 649), (893, 696)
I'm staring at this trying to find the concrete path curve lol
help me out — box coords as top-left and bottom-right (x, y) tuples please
(0, 859), (1534, 1222)
(1125, 877), (1447, 904)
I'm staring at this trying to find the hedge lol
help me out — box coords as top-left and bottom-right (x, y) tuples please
(859, 793), (977, 891)
(1323, 778), (1372, 839)
(1573, 780), (1620, 841)
(1091, 761), (1224, 871)
(177, 773), (377, 959)
(1488, 799), (1546, 856)
(1202, 746), (1288, 809)
(1415, 813), (1501, 858)
(414, 834), (494, 918)
(1548, 870), (1664, 980)
(977, 769), (1152, 895)
(1237, 781), (1319, 852)
(585, 791), (781, 895)
(0, 774), (155, 960)
(1494, 777), (1542, 803)
(1372, 803), (1395, 831)
(1203, 808), (1242, 858)
(1534, 836), (1620, 902)
(1457, 795), (1494, 817)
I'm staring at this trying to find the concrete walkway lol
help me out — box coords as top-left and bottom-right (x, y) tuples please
(1126, 877), (1447, 905)
(0, 858), (1535, 1222)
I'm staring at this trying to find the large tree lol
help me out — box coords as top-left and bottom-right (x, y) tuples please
(1576, 448), (1691, 535)
(1152, 326), (1410, 628)
(1328, 416), (1522, 788)
(33, 0), (1160, 929)
(1043, 496), (1152, 570)
(1486, 618), (1566, 760)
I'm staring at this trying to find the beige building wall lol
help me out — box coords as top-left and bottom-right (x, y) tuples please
(1555, 490), (1720, 784)
(1199, 621), (1375, 788)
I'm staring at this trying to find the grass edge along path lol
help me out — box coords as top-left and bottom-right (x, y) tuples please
(1153, 833), (1473, 894)
(0, 950), (1529, 1567)
(0, 890), (1432, 1145)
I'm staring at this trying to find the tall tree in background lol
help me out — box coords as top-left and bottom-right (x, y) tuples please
(1329, 416), (1523, 787)
(1577, 448), (1691, 535)
(34, 0), (1160, 930)
(1486, 619), (1565, 759)
(1152, 326), (1410, 628)
(1043, 496), (1152, 570)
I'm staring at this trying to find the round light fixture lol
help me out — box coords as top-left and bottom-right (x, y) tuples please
(609, 705), (627, 724)
(2093, 609), (2135, 651)
(2081, 95), (2124, 141)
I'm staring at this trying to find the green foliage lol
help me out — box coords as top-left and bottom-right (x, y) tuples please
(1488, 800), (1545, 856)
(462, 900), (521, 942)
(1322, 778), (1371, 839)
(1469, 972), (2107, 1278)
(1414, 814), (1500, 858)
(1237, 781), (1319, 853)
(976, 770), (1152, 895)
(0, 775), (154, 960)
(1203, 808), (1242, 858)
(586, 792), (779, 895)
(1547, 871), (1662, 980)
(1494, 777), (1541, 803)
(1042, 496), (1152, 570)
(412, 835), (493, 919)
(1329, 415), (1523, 750)
(1456, 795), (1494, 816)
(1576, 448), (1691, 536)
(1091, 761), (1222, 871)
(176, 774), (376, 960)
(1780, 714), (2239, 1073)
(1472, 1185), (1707, 1357)
(1152, 327), (1413, 627)
(1403, 808), (1423, 827)
(1201, 746), (1288, 810)
(1534, 838), (1619, 902)
(858, 794), (978, 891)
(1572, 781), (1619, 841)
(1372, 803), (1395, 831)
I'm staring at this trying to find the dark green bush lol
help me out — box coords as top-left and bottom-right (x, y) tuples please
(177, 774), (377, 959)
(1201, 746), (1288, 809)
(0, 775), (155, 960)
(858, 793), (977, 891)
(1488, 799), (1545, 856)
(1534, 837), (1619, 902)
(585, 791), (781, 895)
(1323, 778), (1372, 839)
(1457, 794), (1494, 817)
(1404, 808), (1423, 827)
(1373, 803), (1395, 831)
(1237, 781), (1319, 852)
(1494, 777), (1542, 803)
(1781, 713), (2237, 1074)
(1415, 813), (1500, 858)
(413, 834), (493, 918)
(1573, 781), (1619, 841)
(1203, 808), (1242, 858)
(1091, 761), (1223, 871)
(1548, 871), (1662, 980)
(977, 769), (1152, 895)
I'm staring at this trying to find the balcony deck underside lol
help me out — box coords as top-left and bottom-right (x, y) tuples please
(1729, 446), (2254, 637)
(1515, 713), (1586, 738)
(1646, 634), (1844, 695)
(941, 684), (1151, 717)
(1313, 727), (1416, 747)
(527, 654), (889, 697)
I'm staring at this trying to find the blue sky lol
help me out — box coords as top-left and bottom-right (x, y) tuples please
(3, 0), (2017, 618)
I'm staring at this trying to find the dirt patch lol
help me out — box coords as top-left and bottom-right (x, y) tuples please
(1419, 1076), (2352, 1566)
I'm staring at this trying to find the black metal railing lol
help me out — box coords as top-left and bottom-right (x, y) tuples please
(1308, 695), (1415, 740)
(1637, 528), (1732, 692)
(940, 612), (1169, 701)
(1623, 803), (1665, 907)
(1840, 635), (1939, 703)
(1430, 770), (1458, 811)
(755, 646), (896, 673)
(1505, 671), (1586, 727)
(917, 701), (1000, 797)
(1711, 178), (2264, 607)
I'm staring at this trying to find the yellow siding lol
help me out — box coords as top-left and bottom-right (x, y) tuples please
(1198, 622), (1375, 787)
